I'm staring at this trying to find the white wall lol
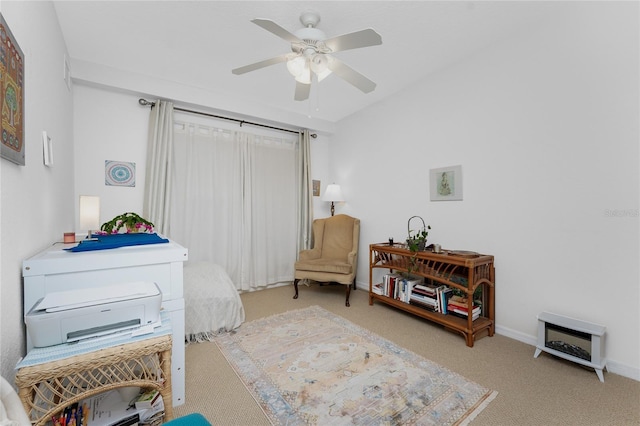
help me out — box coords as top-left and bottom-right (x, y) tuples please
(331, 2), (639, 378)
(74, 86), (149, 224)
(0, 1), (75, 380)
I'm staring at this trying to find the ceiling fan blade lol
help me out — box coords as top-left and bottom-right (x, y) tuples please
(251, 18), (301, 44)
(323, 28), (382, 53)
(327, 57), (376, 93)
(232, 54), (289, 75)
(294, 81), (311, 101)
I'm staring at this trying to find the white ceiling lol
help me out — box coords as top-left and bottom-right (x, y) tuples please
(53, 1), (562, 124)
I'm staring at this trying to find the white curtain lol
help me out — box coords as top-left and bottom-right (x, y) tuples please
(169, 122), (298, 291)
(143, 100), (174, 234)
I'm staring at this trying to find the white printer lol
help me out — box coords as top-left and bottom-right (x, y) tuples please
(25, 281), (162, 347)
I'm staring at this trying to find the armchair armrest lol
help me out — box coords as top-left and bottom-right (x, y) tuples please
(347, 250), (358, 265)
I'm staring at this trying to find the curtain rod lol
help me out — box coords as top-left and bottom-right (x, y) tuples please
(138, 99), (317, 138)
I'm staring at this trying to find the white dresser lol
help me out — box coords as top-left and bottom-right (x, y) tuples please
(22, 239), (188, 407)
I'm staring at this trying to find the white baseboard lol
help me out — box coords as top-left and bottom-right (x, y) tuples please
(495, 324), (536, 346)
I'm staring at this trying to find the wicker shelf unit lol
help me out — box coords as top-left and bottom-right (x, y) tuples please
(369, 243), (496, 347)
(15, 334), (173, 426)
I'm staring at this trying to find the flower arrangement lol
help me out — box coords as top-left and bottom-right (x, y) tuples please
(99, 212), (155, 234)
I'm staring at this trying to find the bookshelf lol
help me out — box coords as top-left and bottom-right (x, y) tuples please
(369, 243), (495, 347)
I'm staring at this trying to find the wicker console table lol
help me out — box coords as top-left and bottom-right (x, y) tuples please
(369, 243), (495, 347)
(16, 324), (173, 425)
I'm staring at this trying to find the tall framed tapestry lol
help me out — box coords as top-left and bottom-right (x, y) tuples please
(1, 14), (25, 165)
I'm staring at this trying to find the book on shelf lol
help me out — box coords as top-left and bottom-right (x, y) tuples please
(409, 295), (440, 311)
(435, 286), (452, 314)
(409, 289), (439, 312)
(397, 279), (405, 302)
(447, 295), (481, 315)
(410, 293), (438, 307)
(448, 302), (481, 320)
(382, 273), (402, 298)
(449, 308), (481, 321)
(410, 283), (439, 311)
(134, 390), (160, 410)
(372, 283), (384, 295)
(398, 277), (421, 303)
(448, 295), (472, 309)
(410, 297), (438, 312)
(447, 302), (480, 313)
(413, 282), (439, 296)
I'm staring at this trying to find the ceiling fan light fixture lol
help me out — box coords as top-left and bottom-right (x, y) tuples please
(312, 54), (333, 81)
(310, 54), (327, 73)
(286, 55), (306, 77)
(294, 65), (311, 84)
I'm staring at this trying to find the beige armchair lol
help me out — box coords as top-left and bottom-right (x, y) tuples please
(293, 214), (360, 307)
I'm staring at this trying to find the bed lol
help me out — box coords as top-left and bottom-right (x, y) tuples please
(183, 261), (245, 343)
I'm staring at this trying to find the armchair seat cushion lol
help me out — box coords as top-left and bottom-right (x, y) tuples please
(295, 258), (353, 275)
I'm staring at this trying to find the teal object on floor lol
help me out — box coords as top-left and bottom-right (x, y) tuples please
(164, 413), (211, 425)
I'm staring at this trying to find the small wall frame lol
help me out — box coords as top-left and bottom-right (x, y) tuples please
(430, 165), (462, 201)
(105, 160), (136, 187)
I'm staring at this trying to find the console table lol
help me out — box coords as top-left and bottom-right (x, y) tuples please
(15, 314), (174, 426)
(369, 243), (495, 347)
(22, 238), (188, 407)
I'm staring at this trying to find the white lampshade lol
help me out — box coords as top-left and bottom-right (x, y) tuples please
(322, 184), (344, 202)
(295, 67), (312, 85)
(286, 55), (305, 77)
(310, 54), (328, 74)
(288, 53), (332, 84)
(79, 195), (100, 233)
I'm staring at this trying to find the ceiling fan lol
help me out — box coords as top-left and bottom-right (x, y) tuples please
(232, 11), (382, 101)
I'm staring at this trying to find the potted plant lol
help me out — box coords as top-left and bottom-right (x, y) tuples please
(405, 215), (431, 276)
(99, 212), (155, 234)
(406, 215), (431, 252)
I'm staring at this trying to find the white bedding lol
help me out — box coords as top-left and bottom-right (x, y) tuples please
(183, 261), (245, 343)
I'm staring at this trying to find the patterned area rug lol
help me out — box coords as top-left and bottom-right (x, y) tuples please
(214, 306), (497, 425)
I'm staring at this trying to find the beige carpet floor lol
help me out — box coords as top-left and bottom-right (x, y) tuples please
(173, 284), (640, 425)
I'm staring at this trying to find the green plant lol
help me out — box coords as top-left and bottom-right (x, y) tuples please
(99, 212), (154, 234)
(406, 215), (431, 275)
(406, 215), (431, 252)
